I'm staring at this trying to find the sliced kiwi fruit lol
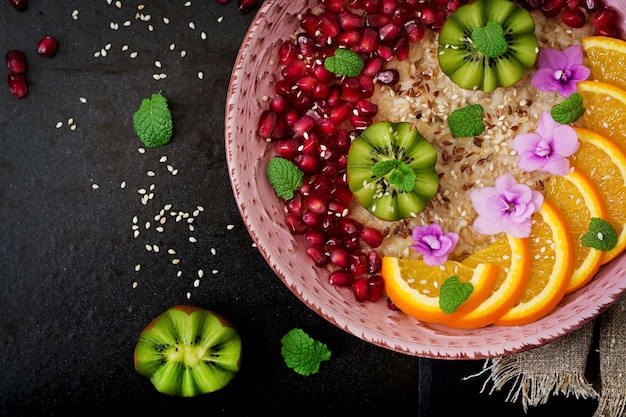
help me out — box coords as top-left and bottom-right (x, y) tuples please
(347, 121), (439, 222)
(134, 305), (242, 397)
(438, 0), (538, 92)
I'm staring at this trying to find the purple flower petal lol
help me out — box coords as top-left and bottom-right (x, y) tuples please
(410, 223), (459, 266)
(531, 46), (588, 97)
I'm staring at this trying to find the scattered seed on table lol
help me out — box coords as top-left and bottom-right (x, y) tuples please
(137, 4), (144, 10)
(145, 244), (152, 252)
(121, 181), (126, 189)
(133, 230), (140, 238)
(71, 125), (77, 131)
(130, 51), (138, 59)
(172, 259), (180, 265)
(138, 147), (145, 154)
(197, 71), (204, 80)
(71, 9), (79, 20)
(56, 121), (63, 128)
(159, 156), (168, 163)
(212, 270), (218, 275)
(68, 118), (74, 125)
(163, 17), (169, 24)
(156, 226), (164, 233)
(154, 61), (161, 68)
(124, 20), (131, 27)
(177, 270), (182, 277)
(193, 279), (200, 288)
(189, 237), (197, 243)
(168, 249), (176, 255)
(92, 183), (99, 190)
(152, 244), (159, 252)
(218, 16), (224, 23)
(211, 248), (216, 256)
(188, 22), (195, 29)
(115, 1), (122, 8)
(169, 43), (175, 51)
(201, 32), (206, 40)
(186, 292), (191, 299)
(101, 49), (107, 57)
(148, 25), (154, 31)
(133, 281), (138, 288)
(79, 97), (87, 103)
(135, 264), (141, 272)
(145, 221), (150, 229)
(147, 170), (155, 177)
(227, 224), (235, 230)
(198, 269), (204, 278)
(110, 22), (119, 30)
(180, 50), (186, 58)
(184, 2), (191, 6)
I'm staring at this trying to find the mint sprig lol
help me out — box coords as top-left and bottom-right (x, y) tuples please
(280, 328), (331, 376)
(581, 217), (618, 251)
(267, 157), (304, 200)
(372, 159), (416, 192)
(448, 104), (485, 137)
(132, 93), (173, 148)
(551, 92), (586, 124)
(472, 21), (508, 58)
(324, 48), (364, 78)
(439, 276), (473, 314)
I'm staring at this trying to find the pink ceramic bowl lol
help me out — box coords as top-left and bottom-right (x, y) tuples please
(225, 0), (626, 359)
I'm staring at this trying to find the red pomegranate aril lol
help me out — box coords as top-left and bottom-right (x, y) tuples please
(301, 132), (321, 155)
(328, 199), (349, 216)
(330, 247), (351, 268)
(306, 194), (328, 214)
(330, 183), (354, 204)
(350, 251), (369, 275)
(367, 250), (382, 274)
(591, 7), (617, 30)
(419, 5), (437, 25)
(296, 75), (318, 94)
(8, 73), (27, 98)
(323, 0), (344, 12)
(322, 214), (340, 234)
(350, 114), (373, 130)
(275, 79), (297, 101)
(301, 12), (319, 37)
(367, 275), (385, 302)
(382, 0), (397, 14)
(429, 10), (447, 31)
(284, 108), (301, 126)
(312, 62), (335, 84)
(329, 270), (353, 286)
(433, 0), (450, 6)
(561, 8), (586, 28)
(387, 297), (400, 310)
(8, 0), (27, 11)
(5, 50), (26, 74)
(269, 95), (289, 114)
(355, 99), (378, 117)
(360, 227), (384, 248)
(317, 118), (338, 137)
(340, 13), (365, 30)
(272, 116), (291, 140)
(238, 0), (257, 13)
(340, 217), (362, 237)
(306, 245), (329, 266)
(358, 28), (380, 53)
(343, 236), (360, 252)
(36, 36), (58, 57)
(326, 84), (343, 107)
(278, 41), (298, 65)
(293, 92), (313, 110)
(329, 101), (354, 123)
(282, 61), (308, 83)
(365, 13), (390, 28)
(319, 13), (340, 37)
(275, 139), (299, 160)
(341, 77), (362, 102)
(566, 0), (582, 9)
(292, 115), (315, 136)
(393, 36), (410, 61)
(374, 69), (399, 85)
(257, 110), (276, 139)
(297, 34), (316, 58)
(362, 56), (384, 77)
(310, 174), (332, 195)
(287, 192), (305, 215)
(349, 0), (363, 8)
(285, 213), (308, 234)
(541, 0), (566, 18)
(390, 5), (410, 25)
(337, 30), (362, 46)
(447, 0), (465, 12)
(379, 22), (400, 42)
(331, 128), (352, 152)
(295, 154), (321, 174)
(351, 277), (369, 302)
(584, 0), (601, 12)
(357, 74), (375, 98)
(306, 229), (327, 246)
(376, 44), (394, 61)
(312, 82), (330, 99)
(404, 18), (426, 43)
(363, 0), (383, 13)
(302, 210), (323, 227)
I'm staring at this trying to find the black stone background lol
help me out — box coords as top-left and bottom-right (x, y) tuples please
(0, 1), (600, 416)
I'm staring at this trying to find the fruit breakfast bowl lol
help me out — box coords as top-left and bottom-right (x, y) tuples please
(225, 0), (626, 359)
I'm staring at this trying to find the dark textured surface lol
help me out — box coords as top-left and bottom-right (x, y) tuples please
(0, 1), (598, 416)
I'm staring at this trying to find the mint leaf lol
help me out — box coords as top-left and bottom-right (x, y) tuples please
(132, 93), (173, 148)
(267, 157), (304, 200)
(324, 48), (364, 78)
(448, 104), (485, 137)
(439, 276), (473, 314)
(471, 21), (508, 58)
(372, 159), (399, 177)
(581, 217), (618, 251)
(551, 92), (586, 124)
(280, 328), (331, 376)
(388, 162), (416, 192)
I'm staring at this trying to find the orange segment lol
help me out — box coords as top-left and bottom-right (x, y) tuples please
(577, 80), (626, 152)
(569, 127), (626, 263)
(581, 36), (626, 91)
(443, 234), (531, 329)
(543, 170), (606, 293)
(495, 201), (574, 326)
(381, 257), (499, 324)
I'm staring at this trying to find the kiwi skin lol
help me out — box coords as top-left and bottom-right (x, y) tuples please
(134, 305), (242, 397)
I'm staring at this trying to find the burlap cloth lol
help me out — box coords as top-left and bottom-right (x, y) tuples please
(468, 293), (626, 416)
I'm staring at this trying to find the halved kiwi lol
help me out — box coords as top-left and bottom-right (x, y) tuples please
(438, 0), (538, 92)
(346, 121), (439, 222)
(134, 305), (242, 397)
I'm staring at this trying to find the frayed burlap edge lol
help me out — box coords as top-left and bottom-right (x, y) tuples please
(467, 322), (598, 413)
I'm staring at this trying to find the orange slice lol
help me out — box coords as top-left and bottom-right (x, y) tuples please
(577, 80), (626, 152)
(443, 234), (531, 329)
(581, 36), (626, 91)
(495, 201), (574, 326)
(569, 127), (626, 263)
(543, 169), (607, 293)
(381, 257), (499, 324)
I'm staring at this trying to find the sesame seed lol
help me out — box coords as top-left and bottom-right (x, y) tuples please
(180, 50), (187, 58)
(168, 249), (176, 255)
(188, 22), (196, 29)
(186, 292), (191, 299)
(212, 270), (218, 275)
(163, 17), (170, 24)
(172, 259), (180, 265)
(147, 170), (155, 177)
(193, 279), (200, 288)
(198, 71), (204, 80)
(189, 237), (197, 243)
(121, 181), (126, 189)
(211, 248), (216, 255)
(130, 51), (138, 59)
(133, 282), (139, 289)
(79, 97), (87, 103)
(169, 43), (175, 51)
(135, 264), (141, 272)
(184, 1), (191, 6)
(71, 9), (79, 20)
(218, 16), (224, 23)
(92, 184), (99, 190)
(56, 121), (63, 128)
(198, 270), (204, 278)
(177, 271), (183, 277)
(70, 125), (77, 131)
(227, 224), (234, 230)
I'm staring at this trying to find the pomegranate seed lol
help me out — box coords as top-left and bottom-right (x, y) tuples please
(332, 129), (352, 153)
(561, 8), (586, 28)
(341, 77), (362, 102)
(318, 13), (340, 38)
(310, 174), (332, 195)
(329, 101), (354, 123)
(337, 30), (362, 46)
(275, 139), (299, 160)
(360, 227), (384, 248)
(366, 13), (390, 28)
(317, 118), (338, 137)
(350, 251), (369, 275)
(541, 0), (566, 18)
(339, 217), (361, 237)
(566, 0), (582, 9)
(282, 61), (307, 82)
(7, 73), (27, 98)
(429, 10), (447, 31)
(5, 50), (26, 74)
(330, 183), (354, 204)
(292, 115), (315, 136)
(323, 0), (344, 12)
(296, 75), (318, 94)
(419, 5), (437, 25)
(351, 277), (369, 302)
(374, 69), (399, 85)
(379, 23), (400, 43)
(340, 13), (365, 30)
(390, 5), (411, 26)
(393, 36), (410, 61)
(36, 36), (58, 57)
(447, 0), (465, 12)
(302, 210), (323, 227)
(358, 28), (380, 53)
(295, 154), (321, 174)
(387, 297), (400, 311)
(312, 82), (330, 99)
(311, 62), (335, 84)
(595, 26), (619, 37)
(306, 245), (329, 266)
(376, 44), (394, 61)
(7, 0), (27, 11)
(257, 110), (276, 139)
(301, 12), (319, 37)
(330, 247), (351, 268)
(368, 250), (382, 274)
(301, 132), (321, 155)
(284, 108), (300, 126)
(237, 0), (258, 14)
(355, 99), (378, 117)
(306, 229), (327, 246)
(363, 0), (383, 13)
(287, 192), (305, 215)
(297, 34), (316, 58)
(404, 18), (426, 43)
(584, 0), (601, 12)
(591, 6), (617, 30)
(269, 95), (289, 114)
(328, 199), (349, 216)
(382, 0), (397, 15)
(349, 0), (363, 8)
(357, 74), (375, 98)
(329, 270), (353, 286)
(362, 56), (384, 77)
(322, 213), (340, 235)
(367, 275), (385, 302)
(433, 0), (449, 6)
(306, 194), (328, 214)
(216, 0), (229, 4)
(285, 213), (307, 234)
(350, 114), (373, 130)
(326, 84), (343, 107)
(278, 41), (298, 65)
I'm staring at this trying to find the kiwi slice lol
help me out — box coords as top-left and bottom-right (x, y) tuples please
(438, 0), (538, 92)
(347, 121), (439, 222)
(134, 305), (242, 397)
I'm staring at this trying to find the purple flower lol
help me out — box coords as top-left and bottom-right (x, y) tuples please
(470, 173), (544, 238)
(410, 223), (459, 266)
(531, 45), (590, 97)
(512, 112), (579, 175)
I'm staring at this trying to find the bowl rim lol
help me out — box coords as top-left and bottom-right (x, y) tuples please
(225, 0), (626, 359)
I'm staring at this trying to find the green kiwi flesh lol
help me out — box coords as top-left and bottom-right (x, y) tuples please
(438, 0), (538, 92)
(347, 121), (438, 222)
(134, 305), (242, 397)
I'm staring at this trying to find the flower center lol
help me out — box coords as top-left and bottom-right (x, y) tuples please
(535, 139), (552, 158)
(422, 235), (442, 251)
(553, 69), (572, 84)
